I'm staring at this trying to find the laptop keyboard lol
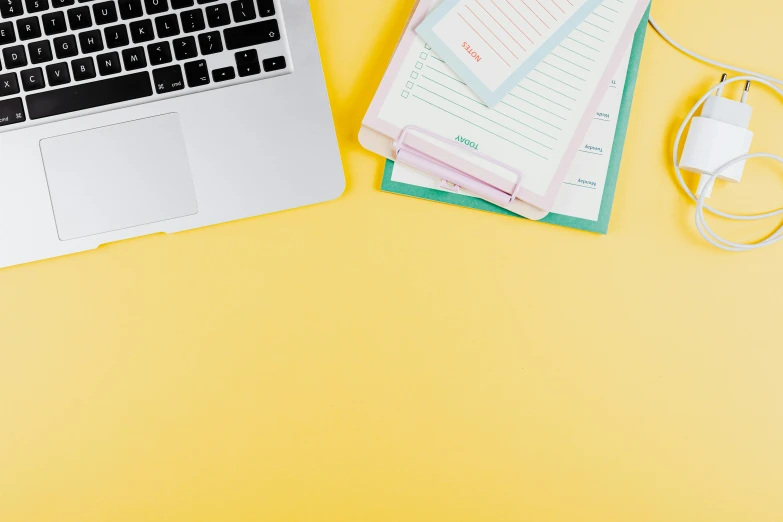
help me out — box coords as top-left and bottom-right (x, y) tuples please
(0, 0), (290, 130)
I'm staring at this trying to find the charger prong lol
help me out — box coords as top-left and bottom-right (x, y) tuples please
(741, 81), (751, 103)
(716, 73), (728, 96)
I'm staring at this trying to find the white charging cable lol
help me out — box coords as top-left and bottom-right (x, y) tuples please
(649, 16), (783, 251)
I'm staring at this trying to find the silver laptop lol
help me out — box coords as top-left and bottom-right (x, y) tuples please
(0, 0), (344, 269)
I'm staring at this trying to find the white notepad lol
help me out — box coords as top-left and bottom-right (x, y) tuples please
(415, 0), (605, 106)
(391, 43), (633, 222)
(362, 0), (649, 213)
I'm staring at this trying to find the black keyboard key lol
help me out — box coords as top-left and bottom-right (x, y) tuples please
(230, 0), (254, 23)
(0, 0), (23, 19)
(235, 48), (260, 77)
(171, 0), (191, 7)
(2, 44), (26, 68)
(121, 45), (145, 70)
(179, 8), (202, 32)
(196, 0), (215, 3)
(154, 13), (178, 37)
(262, 55), (285, 72)
(118, 0), (141, 19)
(146, 40), (170, 64)
(172, 35), (195, 60)
(45, 61), (69, 85)
(92, 1), (116, 24)
(0, 97), (25, 126)
(152, 63), (182, 93)
(42, 11), (66, 34)
(197, 30), (221, 54)
(20, 66), (44, 90)
(205, 3), (228, 27)
(237, 60), (259, 77)
(52, 0), (74, 7)
(24, 0), (48, 13)
(28, 39), (52, 63)
(53, 34), (77, 58)
(143, 0), (166, 14)
(71, 55), (94, 79)
(104, 23), (128, 48)
(78, 28), (102, 52)
(234, 48), (255, 64)
(0, 21), (15, 43)
(96, 50), (120, 74)
(16, 17), (41, 40)
(129, 18), (152, 42)
(184, 58), (207, 87)
(224, 18), (278, 50)
(256, 0), (273, 17)
(0, 71), (19, 95)
(27, 70), (152, 118)
(67, 6), (91, 29)
(211, 66), (233, 82)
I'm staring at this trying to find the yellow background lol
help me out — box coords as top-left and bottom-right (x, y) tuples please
(2, 1), (783, 520)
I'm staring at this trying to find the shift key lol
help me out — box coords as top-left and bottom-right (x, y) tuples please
(224, 19), (280, 50)
(0, 97), (26, 127)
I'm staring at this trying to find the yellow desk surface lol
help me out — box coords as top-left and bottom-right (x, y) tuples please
(2, 1), (783, 520)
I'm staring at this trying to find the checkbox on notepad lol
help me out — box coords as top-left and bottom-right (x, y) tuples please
(415, 61), (423, 69)
(410, 71), (419, 79)
(406, 81), (414, 89)
(420, 52), (428, 59)
(401, 90), (409, 98)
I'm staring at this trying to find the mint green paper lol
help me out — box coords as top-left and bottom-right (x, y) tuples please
(381, 7), (649, 234)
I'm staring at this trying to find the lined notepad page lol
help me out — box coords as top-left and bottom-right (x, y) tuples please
(391, 44), (633, 222)
(378, 0), (641, 197)
(428, 0), (600, 91)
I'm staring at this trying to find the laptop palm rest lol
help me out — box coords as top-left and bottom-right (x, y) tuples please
(40, 113), (198, 241)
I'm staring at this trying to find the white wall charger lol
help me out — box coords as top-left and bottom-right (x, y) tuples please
(679, 76), (754, 198)
(650, 17), (783, 252)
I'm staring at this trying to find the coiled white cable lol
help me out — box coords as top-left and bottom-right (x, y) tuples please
(649, 16), (783, 251)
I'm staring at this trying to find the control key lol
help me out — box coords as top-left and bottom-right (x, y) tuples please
(0, 97), (26, 126)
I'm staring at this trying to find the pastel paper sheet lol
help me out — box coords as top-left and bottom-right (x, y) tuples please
(364, 0), (649, 211)
(380, 6), (650, 233)
(416, 0), (605, 107)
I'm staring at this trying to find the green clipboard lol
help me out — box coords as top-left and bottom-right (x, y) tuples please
(380, 6), (650, 234)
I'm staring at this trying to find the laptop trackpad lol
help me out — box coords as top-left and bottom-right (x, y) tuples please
(40, 113), (198, 241)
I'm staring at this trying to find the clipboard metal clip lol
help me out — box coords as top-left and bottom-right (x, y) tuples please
(393, 126), (525, 207)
